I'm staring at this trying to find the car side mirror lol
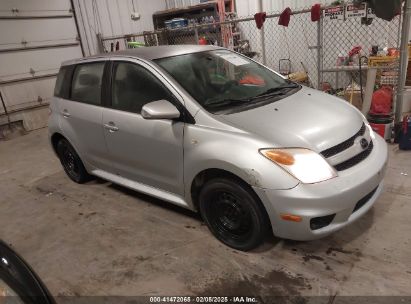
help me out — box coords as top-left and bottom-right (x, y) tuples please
(141, 100), (180, 120)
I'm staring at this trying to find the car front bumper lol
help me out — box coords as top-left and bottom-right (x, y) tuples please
(253, 133), (388, 241)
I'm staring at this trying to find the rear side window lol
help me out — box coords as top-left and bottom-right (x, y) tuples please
(71, 62), (105, 105)
(112, 62), (172, 114)
(54, 66), (68, 98)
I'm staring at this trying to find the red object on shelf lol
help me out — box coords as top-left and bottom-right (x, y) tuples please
(348, 46), (362, 57)
(370, 86), (393, 115)
(388, 48), (399, 56)
(199, 37), (207, 45)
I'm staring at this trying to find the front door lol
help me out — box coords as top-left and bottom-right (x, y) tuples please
(102, 60), (184, 196)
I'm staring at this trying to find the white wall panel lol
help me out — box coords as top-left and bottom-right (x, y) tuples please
(0, 0), (71, 14)
(0, 46), (82, 80)
(0, 0), (83, 130)
(0, 19), (79, 51)
(165, 0), (200, 9)
(166, 0), (332, 15)
(235, 0), (332, 16)
(1, 78), (55, 112)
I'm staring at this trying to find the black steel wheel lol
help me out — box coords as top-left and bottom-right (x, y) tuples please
(56, 138), (91, 183)
(199, 177), (268, 251)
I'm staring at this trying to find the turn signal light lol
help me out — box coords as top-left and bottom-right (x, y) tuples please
(280, 214), (302, 222)
(263, 150), (295, 165)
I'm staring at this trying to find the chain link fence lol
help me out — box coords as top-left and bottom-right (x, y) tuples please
(321, 8), (401, 95)
(100, 3), (402, 106)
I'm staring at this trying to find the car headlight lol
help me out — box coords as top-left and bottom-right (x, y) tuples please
(260, 148), (337, 184)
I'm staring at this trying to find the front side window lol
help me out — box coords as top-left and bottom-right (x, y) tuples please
(155, 50), (299, 113)
(112, 62), (172, 114)
(71, 62), (105, 105)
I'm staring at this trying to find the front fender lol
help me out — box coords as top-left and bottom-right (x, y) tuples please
(183, 123), (299, 206)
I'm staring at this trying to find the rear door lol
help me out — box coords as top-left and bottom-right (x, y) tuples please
(58, 60), (111, 172)
(102, 58), (185, 196)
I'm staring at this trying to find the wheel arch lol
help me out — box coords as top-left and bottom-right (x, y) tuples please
(190, 167), (272, 232)
(50, 132), (66, 154)
(190, 167), (261, 208)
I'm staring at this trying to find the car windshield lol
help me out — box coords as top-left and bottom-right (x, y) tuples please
(154, 50), (299, 113)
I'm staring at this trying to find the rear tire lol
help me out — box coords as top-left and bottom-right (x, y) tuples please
(56, 139), (91, 184)
(199, 177), (268, 251)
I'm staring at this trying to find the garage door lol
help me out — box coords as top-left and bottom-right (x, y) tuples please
(0, 0), (84, 131)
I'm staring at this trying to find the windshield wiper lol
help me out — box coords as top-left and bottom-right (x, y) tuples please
(256, 83), (300, 98)
(204, 83), (299, 110)
(205, 97), (252, 109)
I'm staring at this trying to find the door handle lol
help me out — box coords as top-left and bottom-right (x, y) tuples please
(104, 122), (119, 132)
(62, 109), (71, 118)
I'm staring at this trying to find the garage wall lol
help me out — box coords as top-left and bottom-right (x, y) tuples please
(0, 0), (83, 131)
(167, 0), (333, 15)
(0, 0), (166, 132)
(235, 0), (332, 16)
(72, 0), (166, 56)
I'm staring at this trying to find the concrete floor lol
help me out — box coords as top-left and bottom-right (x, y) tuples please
(1, 128), (411, 300)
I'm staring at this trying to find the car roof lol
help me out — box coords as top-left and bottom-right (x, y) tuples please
(62, 45), (224, 66)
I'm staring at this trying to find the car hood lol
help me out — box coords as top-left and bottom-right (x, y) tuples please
(218, 86), (364, 153)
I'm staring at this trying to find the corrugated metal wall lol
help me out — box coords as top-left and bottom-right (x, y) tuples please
(165, 0), (201, 9)
(167, 0), (333, 15)
(73, 0), (166, 56)
(236, 0), (328, 16)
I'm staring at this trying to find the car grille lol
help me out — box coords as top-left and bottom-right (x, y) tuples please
(321, 123), (366, 158)
(320, 123), (373, 171)
(352, 187), (378, 213)
(334, 140), (373, 171)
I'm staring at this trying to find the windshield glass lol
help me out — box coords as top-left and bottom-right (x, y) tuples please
(154, 50), (299, 113)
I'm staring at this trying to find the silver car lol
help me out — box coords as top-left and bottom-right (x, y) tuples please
(48, 45), (388, 251)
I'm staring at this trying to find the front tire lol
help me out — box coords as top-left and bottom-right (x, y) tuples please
(199, 177), (268, 251)
(56, 139), (91, 184)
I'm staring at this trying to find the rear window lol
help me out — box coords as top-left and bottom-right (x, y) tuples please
(54, 66), (68, 98)
(70, 62), (105, 105)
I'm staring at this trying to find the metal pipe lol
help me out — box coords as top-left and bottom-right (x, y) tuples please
(0, 73), (58, 86)
(76, 0), (92, 56)
(100, 6), (321, 42)
(0, 14), (72, 19)
(70, 0), (86, 57)
(194, 27), (199, 45)
(256, 0), (267, 65)
(0, 90), (11, 129)
(395, 0), (411, 124)
(96, 33), (105, 53)
(0, 42), (79, 53)
(316, 17), (322, 89)
(359, 55), (368, 103)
